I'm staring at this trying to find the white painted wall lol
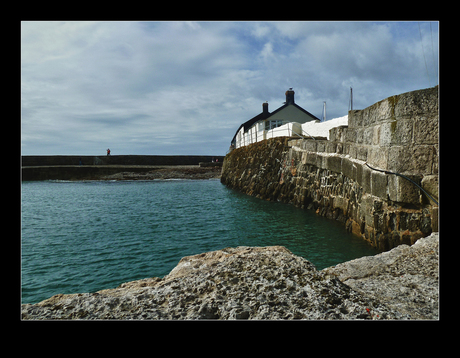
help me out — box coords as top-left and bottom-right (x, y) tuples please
(236, 122), (308, 148)
(266, 122), (302, 140)
(234, 105), (325, 148)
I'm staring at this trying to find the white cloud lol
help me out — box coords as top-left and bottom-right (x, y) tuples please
(250, 23), (271, 38)
(21, 21), (439, 155)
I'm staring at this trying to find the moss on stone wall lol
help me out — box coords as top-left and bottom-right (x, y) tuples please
(222, 137), (436, 250)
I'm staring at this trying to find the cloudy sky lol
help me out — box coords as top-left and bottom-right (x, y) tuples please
(21, 21), (439, 156)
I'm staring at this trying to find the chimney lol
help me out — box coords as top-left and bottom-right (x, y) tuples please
(285, 88), (295, 105)
(262, 102), (269, 118)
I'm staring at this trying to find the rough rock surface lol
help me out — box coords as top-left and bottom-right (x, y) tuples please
(22, 234), (438, 320)
(322, 232), (439, 319)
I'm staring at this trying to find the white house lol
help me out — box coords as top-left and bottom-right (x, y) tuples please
(230, 88), (320, 149)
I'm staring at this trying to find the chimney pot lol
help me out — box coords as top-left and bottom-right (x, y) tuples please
(262, 102), (269, 117)
(285, 88), (295, 105)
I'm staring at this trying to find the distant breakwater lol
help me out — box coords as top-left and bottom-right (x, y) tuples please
(22, 155), (225, 167)
(21, 155), (224, 181)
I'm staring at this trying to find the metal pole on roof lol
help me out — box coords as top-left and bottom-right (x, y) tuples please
(348, 87), (353, 111)
(350, 87), (353, 110)
(321, 101), (326, 122)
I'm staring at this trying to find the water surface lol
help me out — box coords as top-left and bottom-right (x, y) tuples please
(21, 179), (379, 304)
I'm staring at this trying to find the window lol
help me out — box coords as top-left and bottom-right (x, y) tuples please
(265, 120), (283, 131)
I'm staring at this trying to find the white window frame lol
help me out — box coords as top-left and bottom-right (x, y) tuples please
(265, 120), (283, 131)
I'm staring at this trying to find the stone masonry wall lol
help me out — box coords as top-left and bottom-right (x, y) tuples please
(221, 86), (439, 250)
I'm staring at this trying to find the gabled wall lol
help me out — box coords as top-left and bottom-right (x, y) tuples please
(267, 104), (318, 123)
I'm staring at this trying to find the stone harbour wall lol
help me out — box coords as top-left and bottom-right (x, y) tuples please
(21, 155), (225, 181)
(221, 86), (439, 250)
(22, 155), (225, 167)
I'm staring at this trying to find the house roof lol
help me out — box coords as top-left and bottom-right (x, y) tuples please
(270, 102), (320, 121)
(230, 102), (320, 144)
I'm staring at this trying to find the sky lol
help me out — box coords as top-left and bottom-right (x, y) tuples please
(21, 21), (439, 156)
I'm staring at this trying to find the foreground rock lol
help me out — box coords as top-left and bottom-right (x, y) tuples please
(22, 234), (438, 320)
(322, 232), (439, 319)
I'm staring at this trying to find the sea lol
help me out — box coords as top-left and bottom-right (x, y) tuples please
(21, 179), (380, 304)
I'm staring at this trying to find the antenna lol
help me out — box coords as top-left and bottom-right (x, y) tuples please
(349, 87), (353, 111)
(321, 101), (327, 122)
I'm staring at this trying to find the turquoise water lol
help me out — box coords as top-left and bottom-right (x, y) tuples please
(21, 179), (380, 304)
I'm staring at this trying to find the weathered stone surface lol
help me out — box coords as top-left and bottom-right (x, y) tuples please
(22, 237), (438, 320)
(323, 232), (438, 319)
(388, 174), (422, 205)
(394, 86), (439, 120)
(421, 175), (439, 202)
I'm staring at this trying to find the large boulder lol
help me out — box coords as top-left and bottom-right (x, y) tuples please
(322, 232), (438, 319)
(22, 235), (438, 320)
